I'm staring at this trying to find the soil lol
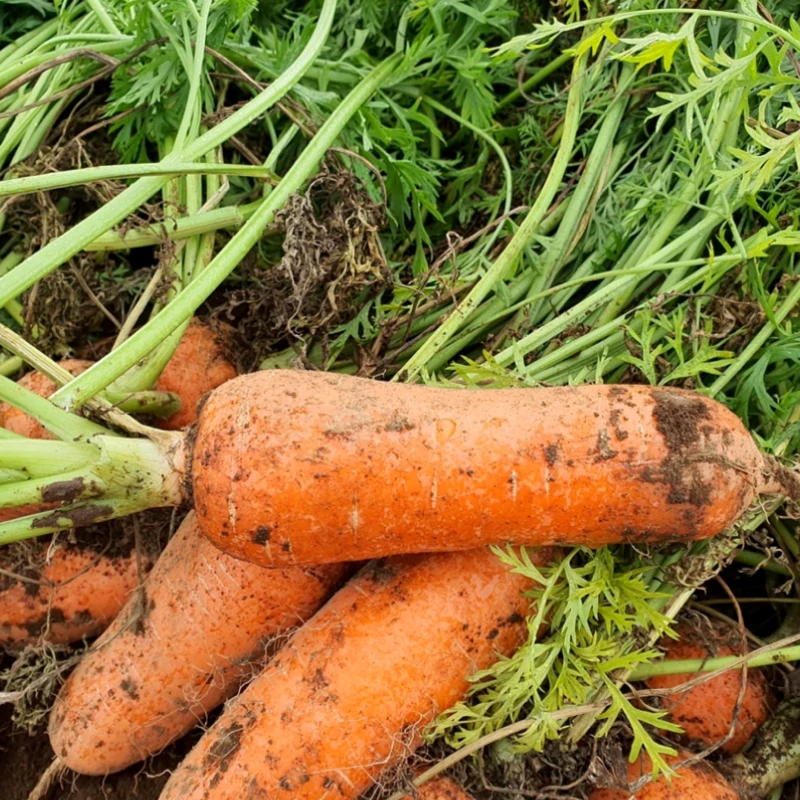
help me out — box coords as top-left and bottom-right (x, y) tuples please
(0, 702), (199, 800)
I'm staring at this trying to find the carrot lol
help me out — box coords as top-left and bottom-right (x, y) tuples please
(187, 371), (778, 567)
(154, 319), (237, 430)
(402, 777), (474, 799)
(49, 512), (347, 775)
(158, 546), (558, 800)
(6, 372), (792, 562)
(0, 530), (157, 648)
(589, 752), (739, 800)
(0, 358), (93, 438)
(644, 619), (772, 754)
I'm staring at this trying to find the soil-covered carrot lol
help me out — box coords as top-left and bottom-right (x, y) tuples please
(589, 752), (739, 800)
(159, 546), (558, 800)
(4, 372), (794, 562)
(645, 619), (772, 754)
(402, 777), (474, 799)
(48, 512), (347, 775)
(154, 319), (237, 430)
(0, 359), (93, 438)
(188, 371), (780, 567)
(0, 527), (157, 648)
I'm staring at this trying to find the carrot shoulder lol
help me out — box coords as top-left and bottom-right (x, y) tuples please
(190, 371), (769, 567)
(159, 546), (557, 800)
(155, 319), (237, 430)
(48, 513), (347, 775)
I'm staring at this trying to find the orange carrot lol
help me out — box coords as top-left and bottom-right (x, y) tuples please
(402, 777), (474, 799)
(159, 546), (558, 800)
(154, 319), (237, 430)
(589, 752), (739, 800)
(186, 371), (777, 567)
(645, 620), (772, 754)
(0, 531), (156, 649)
(48, 512), (347, 775)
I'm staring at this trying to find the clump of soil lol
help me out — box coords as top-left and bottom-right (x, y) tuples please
(215, 171), (389, 367)
(0, 700), (196, 800)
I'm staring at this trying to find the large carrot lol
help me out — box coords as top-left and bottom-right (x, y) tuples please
(187, 371), (782, 567)
(5, 372), (794, 562)
(49, 512), (347, 775)
(644, 619), (771, 754)
(154, 319), (237, 431)
(158, 546), (558, 800)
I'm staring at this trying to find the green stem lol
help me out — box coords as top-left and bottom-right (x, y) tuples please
(734, 549), (792, 576)
(513, 66), (631, 330)
(0, 433), (184, 545)
(0, 373), (105, 441)
(491, 214), (722, 370)
(0, 164), (276, 198)
(708, 276), (800, 398)
(499, 50), (573, 109)
(85, 202), (261, 251)
(0, 0), (339, 310)
(629, 646), (800, 680)
(0, 468), (108, 510)
(84, 0), (121, 36)
(396, 47), (590, 381)
(52, 52), (401, 410)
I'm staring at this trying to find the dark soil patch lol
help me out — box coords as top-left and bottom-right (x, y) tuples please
(0, 701), (197, 800)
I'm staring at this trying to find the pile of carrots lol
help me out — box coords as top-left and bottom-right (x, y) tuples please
(2, 320), (798, 799)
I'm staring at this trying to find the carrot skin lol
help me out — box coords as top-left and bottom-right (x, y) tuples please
(645, 620), (771, 754)
(402, 777), (474, 799)
(589, 752), (739, 800)
(191, 371), (765, 567)
(155, 320), (237, 430)
(159, 546), (558, 800)
(0, 542), (154, 648)
(48, 513), (347, 775)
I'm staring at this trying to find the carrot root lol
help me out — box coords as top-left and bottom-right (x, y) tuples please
(48, 513), (347, 775)
(190, 372), (768, 567)
(159, 546), (558, 800)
